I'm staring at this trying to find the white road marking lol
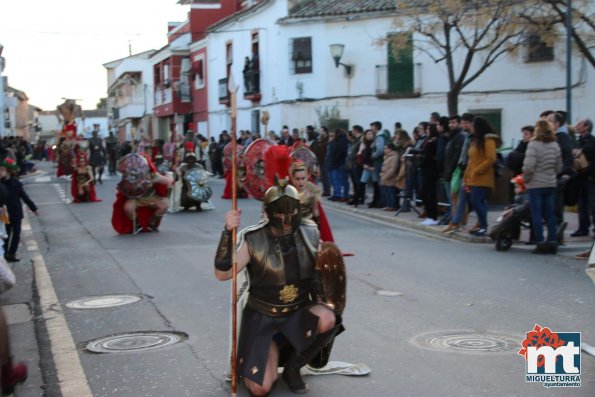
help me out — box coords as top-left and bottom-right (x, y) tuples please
(23, 214), (93, 397)
(34, 176), (52, 183)
(52, 183), (72, 204)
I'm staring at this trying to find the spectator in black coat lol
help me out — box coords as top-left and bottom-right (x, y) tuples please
(506, 126), (534, 177)
(326, 129), (350, 201)
(0, 158), (38, 262)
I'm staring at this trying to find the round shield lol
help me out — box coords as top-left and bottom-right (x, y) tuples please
(222, 142), (245, 174)
(242, 139), (273, 200)
(183, 166), (212, 202)
(117, 154), (152, 199)
(290, 145), (318, 181)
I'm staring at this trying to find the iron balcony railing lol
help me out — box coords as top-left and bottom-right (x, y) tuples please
(243, 69), (260, 96)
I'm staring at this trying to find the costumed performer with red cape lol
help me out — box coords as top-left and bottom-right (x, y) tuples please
(71, 152), (101, 203)
(111, 153), (173, 234)
(265, 145), (335, 242)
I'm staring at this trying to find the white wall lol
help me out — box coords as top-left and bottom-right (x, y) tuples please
(206, 1), (595, 146)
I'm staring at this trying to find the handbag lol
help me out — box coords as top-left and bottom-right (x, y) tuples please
(450, 167), (462, 194)
(0, 259), (15, 294)
(0, 206), (9, 225)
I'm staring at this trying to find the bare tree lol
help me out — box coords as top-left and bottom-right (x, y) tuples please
(537, 0), (595, 67)
(391, 0), (543, 115)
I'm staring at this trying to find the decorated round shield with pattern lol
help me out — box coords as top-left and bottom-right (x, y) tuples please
(241, 139), (273, 200)
(222, 142), (245, 174)
(183, 167), (212, 202)
(290, 145), (318, 181)
(117, 154), (152, 199)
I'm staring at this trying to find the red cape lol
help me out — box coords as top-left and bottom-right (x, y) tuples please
(221, 170), (248, 200)
(111, 184), (167, 234)
(317, 202), (334, 242)
(71, 172), (101, 203)
(111, 154), (167, 234)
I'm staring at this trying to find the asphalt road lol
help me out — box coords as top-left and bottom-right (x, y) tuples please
(5, 161), (595, 397)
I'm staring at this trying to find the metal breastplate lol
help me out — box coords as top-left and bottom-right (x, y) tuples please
(299, 191), (316, 220)
(244, 223), (319, 313)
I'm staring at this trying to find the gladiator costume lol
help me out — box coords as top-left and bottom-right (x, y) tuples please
(287, 161), (335, 243)
(177, 153), (212, 211)
(56, 100), (80, 177)
(71, 153), (100, 203)
(215, 181), (343, 393)
(111, 153), (169, 234)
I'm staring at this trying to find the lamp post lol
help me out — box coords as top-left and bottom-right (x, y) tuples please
(329, 43), (353, 77)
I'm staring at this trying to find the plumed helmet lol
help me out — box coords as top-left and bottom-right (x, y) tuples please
(263, 177), (302, 232)
(263, 177), (299, 206)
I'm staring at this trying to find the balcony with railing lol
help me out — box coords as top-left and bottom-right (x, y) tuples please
(375, 63), (422, 99)
(219, 77), (230, 105)
(174, 80), (192, 103)
(243, 69), (261, 102)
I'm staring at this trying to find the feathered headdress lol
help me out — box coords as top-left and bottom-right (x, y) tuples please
(264, 145), (292, 186)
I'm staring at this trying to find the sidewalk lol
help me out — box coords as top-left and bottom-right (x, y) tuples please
(322, 195), (593, 247)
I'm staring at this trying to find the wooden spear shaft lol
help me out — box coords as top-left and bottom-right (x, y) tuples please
(230, 86), (238, 397)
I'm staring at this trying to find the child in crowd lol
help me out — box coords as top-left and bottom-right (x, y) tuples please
(379, 143), (399, 211)
(0, 158), (38, 262)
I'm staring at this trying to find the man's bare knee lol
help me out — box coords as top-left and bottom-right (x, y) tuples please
(245, 380), (271, 396)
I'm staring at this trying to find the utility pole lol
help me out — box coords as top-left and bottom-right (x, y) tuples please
(0, 44), (4, 138)
(566, 0), (572, 122)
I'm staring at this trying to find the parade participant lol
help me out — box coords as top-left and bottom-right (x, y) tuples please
(288, 160), (334, 242)
(175, 150), (212, 211)
(71, 152), (100, 203)
(105, 130), (119, 175)
(56, 100), (80, 177)
(111, 153), (173, 234)
(88, 124), (106, 184)
(0, 158), (38, 262)
(221, 140), (247, 200)
(215, 179), (343, 396)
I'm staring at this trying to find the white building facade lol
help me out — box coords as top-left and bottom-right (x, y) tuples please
(103, 50), (156, 142)
(206, 0), (593, 148)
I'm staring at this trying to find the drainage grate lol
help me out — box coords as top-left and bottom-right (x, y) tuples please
(83, 331), (187, 354)
(66, 294), (142, 309)
(411, 330), (520, 354)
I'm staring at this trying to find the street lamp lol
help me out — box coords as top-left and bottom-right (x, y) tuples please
(329, 43), (353, 77)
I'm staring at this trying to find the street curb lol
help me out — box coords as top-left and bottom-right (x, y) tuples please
(323, 200), (492, 244)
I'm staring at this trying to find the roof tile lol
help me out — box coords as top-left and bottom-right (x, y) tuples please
(289, 0), (396, 18)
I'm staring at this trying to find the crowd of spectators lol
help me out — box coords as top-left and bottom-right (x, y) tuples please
(218, 109), (593, 257)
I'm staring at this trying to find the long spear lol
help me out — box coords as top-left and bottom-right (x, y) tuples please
(229, 75), (239, 397)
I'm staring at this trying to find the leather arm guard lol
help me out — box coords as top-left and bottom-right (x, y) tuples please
(312, 270), (325, 303)
(214, 229), (233, 271)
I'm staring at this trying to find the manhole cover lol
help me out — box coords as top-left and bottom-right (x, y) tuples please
(84, 331), (187, 354)
(66, 294), (142, 309)
(411, 330), (520, 354)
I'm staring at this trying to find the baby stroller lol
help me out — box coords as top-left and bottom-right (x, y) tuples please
(489, 174), (567, 251)
(488, 174), (532, 251)
(488, 200), (532, 251)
